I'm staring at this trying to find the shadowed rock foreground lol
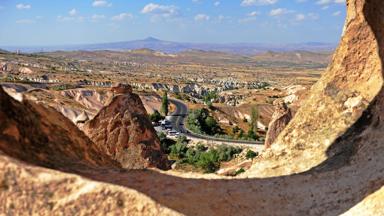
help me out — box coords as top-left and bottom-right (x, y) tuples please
(0, 0), (383, 215)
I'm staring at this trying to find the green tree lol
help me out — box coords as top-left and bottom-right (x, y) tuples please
(204, 116), (219, 135)
(245, 150), (258, 160)
(232, 126), (241, 134)
(161, 91), (169, 116)
(250, 106), (259, 137)
(187, 108), (220, 135)
(238, 129), (245, 139)
(149, 110), (163, 122)
(247, 126), (258, 140)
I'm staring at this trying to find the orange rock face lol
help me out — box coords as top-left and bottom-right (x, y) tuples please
(111, 83), (133, 94)
(264, 100), (292, 148)
(83, 92), (170, 170)
(0, 87), (117, 171)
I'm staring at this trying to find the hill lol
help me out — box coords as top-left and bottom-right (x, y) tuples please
(2, 37), (336, 55)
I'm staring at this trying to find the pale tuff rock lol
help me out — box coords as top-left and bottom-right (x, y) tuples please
(264, 100), (293, 148)
(75, 111), (90, 124)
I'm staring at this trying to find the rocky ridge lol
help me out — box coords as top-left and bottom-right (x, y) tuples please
(83, 85), (170, 170)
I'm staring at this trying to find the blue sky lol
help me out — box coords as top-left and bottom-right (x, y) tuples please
(0, 0), (346, 46)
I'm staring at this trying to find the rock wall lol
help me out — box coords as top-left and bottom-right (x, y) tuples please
(0, 87), (117, 171)
(264, 100), (292, 148)
(248, 0), (384, 177)
(83, 91), (170, 170)
(0, 0), (383, 215)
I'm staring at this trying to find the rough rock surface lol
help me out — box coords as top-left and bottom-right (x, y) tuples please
(0, 0), (384, 215)
(111, 83), (133, 94)
(248, 0), (384, 178)
(0, 87), (117, 171)
(82, 92), (170, 170)
(264, 100), (293, 148)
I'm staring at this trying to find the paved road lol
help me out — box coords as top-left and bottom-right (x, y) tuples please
(168, 98), (265, 147)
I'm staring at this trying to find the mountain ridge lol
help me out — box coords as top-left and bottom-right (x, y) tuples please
(1, 37), (336, 55)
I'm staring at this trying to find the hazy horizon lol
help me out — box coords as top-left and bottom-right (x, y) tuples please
(0, 0), (346, 46)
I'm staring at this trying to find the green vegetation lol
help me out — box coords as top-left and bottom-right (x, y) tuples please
(169, 136), (189, 158)
(250, 106), (259, 130)
(245, 150), (258, 160)
(203, 91), (218, 109)
(50, 84), (78, 91)
(158, 132), (175, 154)
(249, 106), (259, 140)
(186, 108), (221, 136)
(161, 91), (169, 116)
(167, 137), (243, 173)
(149, 110), (164, 122)
(174, 93), (190, 102)
(186, 108), (261, 142)
(235, 168), (246, 176)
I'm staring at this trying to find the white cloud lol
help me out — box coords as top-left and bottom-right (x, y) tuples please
(111, 13), (133, 21)
(307, 13), (319, 20)
(91, 14), (106, 21)
(16, 19), (35, 24)
(194, 14), (210, 21)
(321, 5), (329, 10)
(269, 8), (289, 16)
(16, 3), (31, 10)
(248, 11), (259, 17)
(241, 0), (278, 6)
(316, 0), (344, 5)
(141, 3), (179, 18)
(316, 0), (331, 5)
(57, 10), (84, 22)
(332, 11), (341, 16)
(295, 13), (305, 21)
(92, 0), (112, 8)
(69, 9), (77, 16)
(57, 15), (84, 22)
(214, 1), (220, 6)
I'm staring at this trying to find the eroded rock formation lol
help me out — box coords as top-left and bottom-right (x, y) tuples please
(82, 89), (170, 170)
(111, 83), (133, 94)
(264, 100), (293, 148)
(0, 87), (117, 171)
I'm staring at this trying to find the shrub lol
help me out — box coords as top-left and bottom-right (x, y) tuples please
(196, 143), (208, 152)
(232, 126), (241, 134)
(169, 142), (188, 159)
(245, 150), (258, 160)
(235, 168), (245, 176)
(196, 149), (220, 173)
(149, 110), (164, 122)
(187, 108), (221, 136)
(168, 142), (243, 173)
(158, 132), (175, 154)
(247, 127), (258, 140)
(216, 145), (242, 162)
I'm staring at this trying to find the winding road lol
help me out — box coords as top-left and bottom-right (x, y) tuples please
(168, 98), (264, 148)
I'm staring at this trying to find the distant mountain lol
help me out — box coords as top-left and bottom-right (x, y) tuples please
(1, 37), (337, 55)
(252, 50), (332, 65)
(0, 48), (9, 54)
